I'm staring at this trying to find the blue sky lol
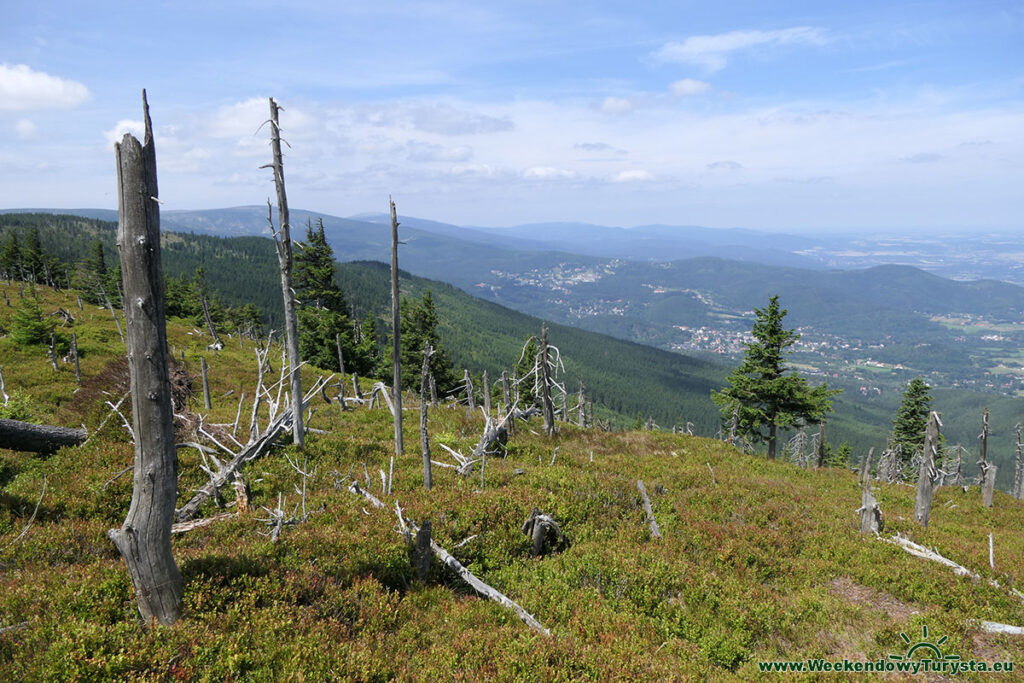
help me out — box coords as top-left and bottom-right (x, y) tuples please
(1, 1), (1021, 231)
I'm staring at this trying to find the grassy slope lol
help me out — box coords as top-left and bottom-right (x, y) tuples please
(1, 284), (1023, 680)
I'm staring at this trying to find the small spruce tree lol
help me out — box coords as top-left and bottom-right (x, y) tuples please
(712, 295), (838, 459)
(891, 377), (933, 466)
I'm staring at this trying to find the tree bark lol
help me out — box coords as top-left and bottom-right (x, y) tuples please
(915, 411), (941, 527)
(265, 97), (303, 446)
(389, 197), (403, 456)
(106, 91), (183, 626)
(767, 420), (777, 459)
(0, 418), (86, 454)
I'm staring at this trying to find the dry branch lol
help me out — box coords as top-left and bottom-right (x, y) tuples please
(349, 482), (550, 636)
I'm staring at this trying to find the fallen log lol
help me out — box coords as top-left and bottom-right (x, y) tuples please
(636, 480), (662, 540)
(349, 482), (551, 636)
(0, 417), (87, 454)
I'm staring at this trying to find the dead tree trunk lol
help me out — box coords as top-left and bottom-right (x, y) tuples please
(420, 344), (433, 490)
(1014, 424), (1023, 500)
(915, 411), (942, 527)
(463, 369), (475, 411)
(429, 374), (437, 407)
(71, 331), (81, 385)
(636, 479), (662, 540)
(858, 447), (875, 486)
(264, 97), (303, 446)
(352, 373), (363, 401)
(979, 407), (989, 470)
(389, 197), (403, 456)
(106, 92), (183, 626)
(539, 326), (555, 436)
(482, 370), (490, 415)
(982, 464), (998, 508)
(576, 379), (585, 428)
(0, 417), (87, 453)
(335, 333), (347, 410)
(200, 356), (212, 410)
(47, 333), (58, 372)
(501, 370), (511, 414)
(858, 483), (883, 534)
(816, 418), (826, 468)
(728, 402), (739, 445)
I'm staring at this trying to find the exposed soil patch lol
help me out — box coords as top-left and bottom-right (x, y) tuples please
(829, 576), (920, 622)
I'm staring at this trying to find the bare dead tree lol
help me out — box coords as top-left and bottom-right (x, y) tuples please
(262, 97), (303, 446)
(106, 91), (183, 626)
(200, 356), (212, 410)
(915, 411), (942, 527)
(334, 333), (347, 411)
(71, 332), (81, 385)
(1014, 424), (1023, 500)
(576, 379), (585, 428)
(978, 407), (996, 507)
(539, 326), (555, 436)
(816, 417), (826, 468)
(482, 370), (491, 415)
(858, 446), (875, 486)
(420, 344), (433, 490)
(459, 368), (475, 412)
(389, 197), (403, 456)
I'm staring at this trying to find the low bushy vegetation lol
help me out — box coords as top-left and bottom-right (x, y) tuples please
(1, 282), (1023, 680)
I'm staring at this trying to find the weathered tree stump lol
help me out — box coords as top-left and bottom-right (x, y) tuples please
(915, 412), (942, 527)
(521, 507), (569, 556)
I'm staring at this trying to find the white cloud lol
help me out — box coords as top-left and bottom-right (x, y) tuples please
(0, 64), (90, 110)
(600, 97), (633, 114)
(103, 119), (144, 147)
(406, 140), (473, 162)
(14, 119), (36, 139)
(670, 79), (711, 97)
(362, 102), (513, 136)
(901, 152), (942, 164)
(523, 166), (576, 180)
(654, 27), (826, 71)
(707, 160), (743, 171)
(611, 169), (654, 182)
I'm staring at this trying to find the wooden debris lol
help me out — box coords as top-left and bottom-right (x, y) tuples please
(521, 507), (569, 556)
(349, 482), (550, 636)
(636, 479), (662, 540)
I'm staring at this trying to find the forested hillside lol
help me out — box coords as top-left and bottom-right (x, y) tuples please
(4, 212), (1024, 486)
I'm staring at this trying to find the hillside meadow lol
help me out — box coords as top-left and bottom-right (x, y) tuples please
(1, 283), (1023, 680)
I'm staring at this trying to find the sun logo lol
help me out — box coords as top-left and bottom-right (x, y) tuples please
(889, 625), (961, 663)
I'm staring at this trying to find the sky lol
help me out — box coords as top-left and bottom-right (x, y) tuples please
(0, 1), (1022, 231)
